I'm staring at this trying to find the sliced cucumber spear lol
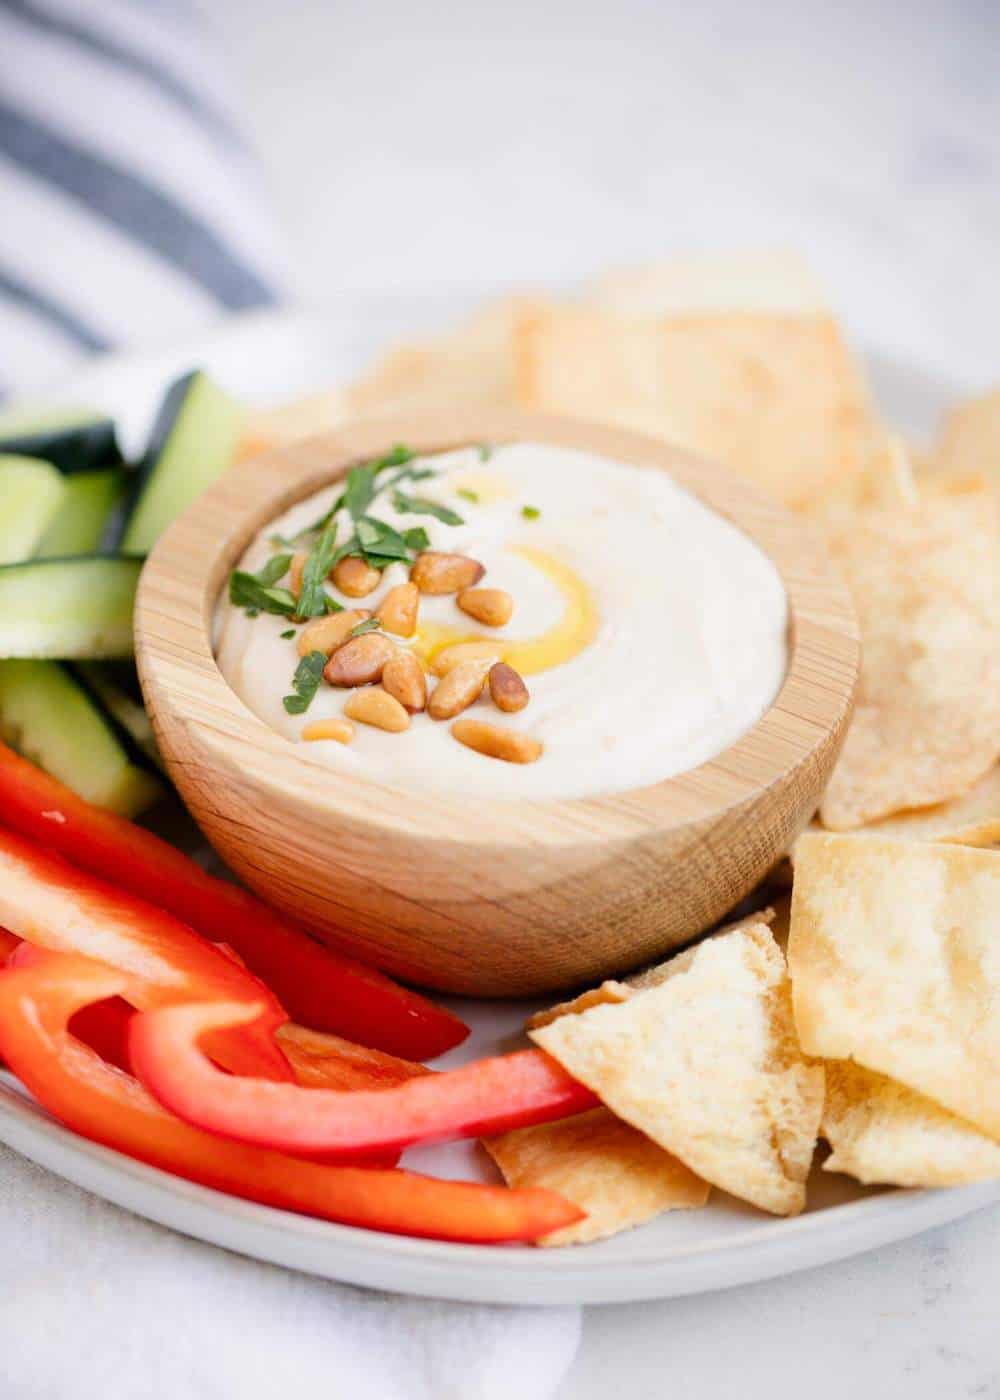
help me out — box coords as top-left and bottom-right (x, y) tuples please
(0, 455), (68, 563)
(37, 467), (126, 557)
(0, 405), (121, 474)
(121, 370), (243, 555)
(0, 660), (162, 817)
(0, 555), (142, 659)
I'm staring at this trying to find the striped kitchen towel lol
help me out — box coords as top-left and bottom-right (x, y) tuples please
(0, 0), (286, 400)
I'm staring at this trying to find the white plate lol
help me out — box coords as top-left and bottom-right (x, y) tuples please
(1, 302), (996, 1305)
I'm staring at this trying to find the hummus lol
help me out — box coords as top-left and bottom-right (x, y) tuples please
(215, 442), (788, 800)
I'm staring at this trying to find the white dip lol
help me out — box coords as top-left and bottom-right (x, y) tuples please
(215, 442), (788, 800)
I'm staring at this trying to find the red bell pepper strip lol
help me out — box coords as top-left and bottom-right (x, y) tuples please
(4, 930), (133, 1071)
(5, 929), (423, 1091)
(0, 951), (583, 1243)
(0, 740), (466, 1058)
(275, 1022), (428, 1091)
(132, 998), (598, 1159)
(0, 826), (291, 1082)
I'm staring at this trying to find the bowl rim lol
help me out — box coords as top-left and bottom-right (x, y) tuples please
(135, 409), (859, 851)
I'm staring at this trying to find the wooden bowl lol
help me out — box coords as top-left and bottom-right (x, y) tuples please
(135, 410), (858, 998)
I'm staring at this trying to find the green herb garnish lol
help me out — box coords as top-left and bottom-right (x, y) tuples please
(256, 553), (293, 586)
(391, 490), (464, 526)
(521, 504), (541, 520)
(402, 525), (430, 552)
(349, 617), (383, 639)
(457, 487), (480, 504)
(229, 572), (298, 617)
(280, 628), (296, 639)
(478, 443), (493, 461)
(282, 650), (327, 714)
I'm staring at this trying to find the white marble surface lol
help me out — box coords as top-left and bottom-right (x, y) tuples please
(214, 3), (1000, 1394)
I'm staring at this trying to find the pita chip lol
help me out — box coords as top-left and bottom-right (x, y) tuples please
(527, 908), (776, 1030)
(822, 1060), (1000, 1188)
(515, 292), (877, 509)
(531, 922), (824, 1216)
(819, 484), (1000, 829)
(485, 1108), (709, 1246)
(789, 833), (1000, 1139)
(933, 386), (1000, 489)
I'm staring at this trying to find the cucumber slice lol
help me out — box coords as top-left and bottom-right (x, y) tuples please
(73, 661), (164, 771)
(37, 468), (126, 557)
(0, 405), (121, 474)
(0, 555), (142, 659)
(0, 660), (162, 816)
(0, 455), (67, 563)
(121, 371), (243, 555)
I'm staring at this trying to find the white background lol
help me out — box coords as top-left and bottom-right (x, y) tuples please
(214, 3), (1000, 1395)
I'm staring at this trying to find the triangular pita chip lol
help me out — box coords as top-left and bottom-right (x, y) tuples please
(484, 1108), (709, 1247)
(527, 909), (776, 1030)
(933, 386), (1000, 489)
(515, 301), (877, 509)
(819, 484), (1000, 828)
(789, 833), (1000, 1138)
(822, 1060), (1000, 1187)
(531, 922), (823, 1216)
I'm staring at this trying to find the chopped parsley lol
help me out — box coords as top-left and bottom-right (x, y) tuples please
(521, 504), (541, 520)
(477, 442), (493, 461)
(280, 628), (296, 639)
(457, 487), (480, 504)
(402, 525), (431, 552)
(229, 571), (297, 617)
(348, 617), (383, 639)
(229, 444), (466, 626)
(391, 490), (464, 527)
(282, 650), (327, 714)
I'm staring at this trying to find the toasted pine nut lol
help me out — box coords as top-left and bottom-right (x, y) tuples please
(431, 640), (504, 677)
(488, 662), (530, 713)
(428, 660), (490, 720)
(343, 687), (410, 733)
(382, 649), (427, 712)
(323, 632), (396, 687)
(457, 587), (513, 628)
(301, 718), (355, 744)
(410, 551), (485, 595)
(451, 719), (543, 763)
(332, 555), (381, 597)
(296, 609), (372, 658)
(377, 582), (419, 637)
(289, 551), (309, 598)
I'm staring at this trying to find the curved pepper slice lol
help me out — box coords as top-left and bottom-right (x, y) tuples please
(0, 741), (467, 1058)
(132, 999), (599, 1158)
(0, 826), (291, 1082)
(3, 928), (425, 1091)
(0, 951), (582, 1243)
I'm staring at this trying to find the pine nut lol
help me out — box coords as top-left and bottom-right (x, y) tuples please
(301, 718), (354, 744)
(332, 555), (381, 597)
(343, 687), (410, 733)
(427, 660), (490, 720)
(377, 582), (419, 637)
(457, 587), (513, 627)
(296, 609), (372, 658)
(382, 649), (427, 712)
(289, 551), (309, 598)
(488, 661), (529, 712)
(323, 632), (396, 687)
(451, 719), (543, 763)
(410, 551), (485, 595)
(431, 640), (504, 677)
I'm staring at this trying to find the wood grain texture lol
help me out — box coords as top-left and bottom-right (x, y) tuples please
(134, 410), (858, 997)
